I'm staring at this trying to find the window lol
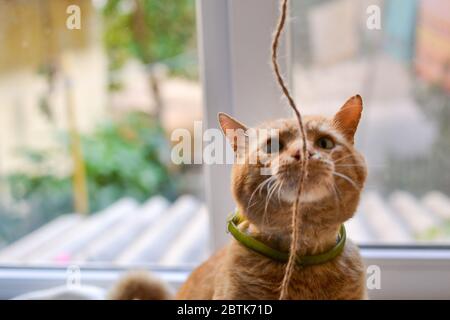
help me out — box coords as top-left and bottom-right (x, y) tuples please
(200, 0), (450, 299)
(0, 0), (450, 300)
(0, 0), (207, 298)
(290, 0), (450, 246)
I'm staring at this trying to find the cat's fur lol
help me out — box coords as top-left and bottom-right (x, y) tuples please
(109, 271), (171, 300)
(112, 95), (367, 300)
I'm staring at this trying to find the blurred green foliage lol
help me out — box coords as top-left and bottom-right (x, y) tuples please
(3, 112), (178, 244)
(1, 1), (196, 246)
(81, 112), (178, 210)
(102, 0), (197, 76)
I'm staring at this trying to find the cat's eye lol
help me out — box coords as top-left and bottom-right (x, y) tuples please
(316, 136), (335, 150)
(264, 137), (283, 154)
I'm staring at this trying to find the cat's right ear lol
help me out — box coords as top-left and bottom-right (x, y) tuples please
(218, 112), (248, 152)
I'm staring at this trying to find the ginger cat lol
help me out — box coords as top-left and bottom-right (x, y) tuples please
(111, 95), (367, 300)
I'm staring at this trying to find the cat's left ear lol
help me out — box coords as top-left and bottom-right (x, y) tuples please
(333, 95), (363, 143)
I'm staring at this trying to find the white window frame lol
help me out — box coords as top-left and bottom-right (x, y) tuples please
(199, 0), (450, 299)
(198, 0), (291, 250)
(0, 0), (449, 300)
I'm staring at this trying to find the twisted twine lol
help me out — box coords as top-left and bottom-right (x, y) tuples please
(271, 0), (309, 300)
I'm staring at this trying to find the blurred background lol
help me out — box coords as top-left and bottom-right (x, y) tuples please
(0, 0), (449, 271)
(291, 0), (450, 245)
(0, 0), (206, 267)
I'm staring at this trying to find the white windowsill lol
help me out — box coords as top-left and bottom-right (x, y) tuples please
(1, 247), (450, 299)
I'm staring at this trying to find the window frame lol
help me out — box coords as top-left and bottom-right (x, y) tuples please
(199, 0), (291, 251)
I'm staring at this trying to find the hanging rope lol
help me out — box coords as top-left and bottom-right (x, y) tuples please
(271, 0), (309, 299)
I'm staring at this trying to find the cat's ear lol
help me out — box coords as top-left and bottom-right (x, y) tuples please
(218, 112), (248, 152)
(333, 95), (363, 143)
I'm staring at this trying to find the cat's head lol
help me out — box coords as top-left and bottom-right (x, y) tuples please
(218, 95), (367, 232)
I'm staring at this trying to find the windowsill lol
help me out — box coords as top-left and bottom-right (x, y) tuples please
(1, 247), (450, 299)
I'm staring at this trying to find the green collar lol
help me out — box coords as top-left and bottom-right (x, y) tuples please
(227, 211), (346, 267)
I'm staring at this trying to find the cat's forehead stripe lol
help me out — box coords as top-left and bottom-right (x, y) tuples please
(310, 122), (346, 144)
(256, 118), (347, 144)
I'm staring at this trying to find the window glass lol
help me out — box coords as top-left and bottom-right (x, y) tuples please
(0, 0), (208, 267)
(291, 0), (450, 244)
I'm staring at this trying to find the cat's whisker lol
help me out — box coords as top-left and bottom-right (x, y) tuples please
(247, 176), (274, 209)
(331, 181), (342, 203)
(333, 171), (359, 190)
(264, 179), (279, 222)
(324, 182), (337, 207)
(277, 179), (284, 204)
(263, 177), (284, 226)
(271, 180), (281, 204)
(322, 159), (335, 167)
(331, 182), (343, 217)
(333, 154), (354, 164)
(269, 180), (280, 203)
(259, 176), (275, 197)
(335, 163), (365, 168)
(332, 181), (343, 201)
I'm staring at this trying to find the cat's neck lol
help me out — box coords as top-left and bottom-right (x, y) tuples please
(247, 222), (341, 256)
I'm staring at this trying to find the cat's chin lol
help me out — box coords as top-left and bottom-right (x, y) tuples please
(280, 183), (329, 204)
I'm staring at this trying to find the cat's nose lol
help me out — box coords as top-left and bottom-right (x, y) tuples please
(293, 150), (301, 161)
(292, 149), (314, 161)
